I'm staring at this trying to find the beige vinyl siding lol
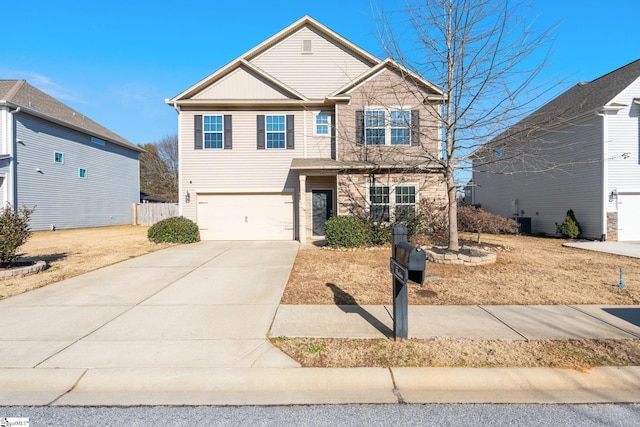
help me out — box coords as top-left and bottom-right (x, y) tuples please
(606, 76), (640, 210)
(180, 109), (303, 221)
(304, 110), (334, 159)
(337, 68), (441, 164)
(473, 115), (604, 238)
(250, 26), (373, 99)
(193, 66), (296, 100)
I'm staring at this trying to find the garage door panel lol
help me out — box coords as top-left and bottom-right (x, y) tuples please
(618, 194), (640, 241)
(197, 194), (294, 241)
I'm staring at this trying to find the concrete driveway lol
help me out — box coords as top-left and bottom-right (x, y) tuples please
(0, 241), (301, 370)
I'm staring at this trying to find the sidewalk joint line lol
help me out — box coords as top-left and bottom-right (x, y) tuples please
(567, 305), (640, 339)
(478, 305), (529, 341)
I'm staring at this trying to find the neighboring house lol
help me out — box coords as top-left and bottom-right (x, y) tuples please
(0, 80), (143, 230)
(472, 59), (640, 241)
(167, 16), (446, 241)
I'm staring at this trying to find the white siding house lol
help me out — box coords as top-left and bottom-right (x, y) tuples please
(168, 16), (447, 241)
(0, 80), (142, 230)
(473, 59), (640, 241)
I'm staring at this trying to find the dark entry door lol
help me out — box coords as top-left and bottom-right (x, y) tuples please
(312, 190), (333, 236)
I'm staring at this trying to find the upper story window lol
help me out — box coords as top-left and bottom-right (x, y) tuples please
(361, 108), (415, 146)
(315, 113), (330, 135)
(54, 151), (64, 164)
(194, 115), (232, 150)
(266, 115), (286, 149)
(79, 168), (88, 179)
(204, 115), (223, 149)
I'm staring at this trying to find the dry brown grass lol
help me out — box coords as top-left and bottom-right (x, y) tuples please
(282, 234), (640, 305)
(0, 225), (172, 299)
(272, 337), (640, 370)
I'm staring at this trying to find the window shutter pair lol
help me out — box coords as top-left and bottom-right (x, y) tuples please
(355, 109), (420, 146)
(256, 115), (295, 149)
(193, 115), (232, 149)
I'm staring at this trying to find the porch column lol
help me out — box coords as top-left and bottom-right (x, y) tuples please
(298, 174), (307, 242)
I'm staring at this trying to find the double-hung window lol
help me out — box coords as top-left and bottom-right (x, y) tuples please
(266, 115), (286, 149)
(364, 108), (412, 145)
(394, 186), (416, 221)
(369, 185), (417, 222)
(315, 113), (330, 135)
(203, 115), (223, 149)
(369, 186), (390, 222)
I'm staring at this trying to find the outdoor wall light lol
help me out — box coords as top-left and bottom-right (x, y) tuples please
(622, 152), (631, 159)
(609, 188), (618, 202)
(185, 191), (191, 203)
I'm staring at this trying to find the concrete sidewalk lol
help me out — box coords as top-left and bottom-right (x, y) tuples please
(1, 240), (640, 406)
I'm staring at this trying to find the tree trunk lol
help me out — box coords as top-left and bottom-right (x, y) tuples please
(447, 172), (459, 251)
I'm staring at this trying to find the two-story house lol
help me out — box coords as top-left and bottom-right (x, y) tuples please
(167, 16), (446, 241)
(472, 58), (640, 241)
(1, 80), (142, 231)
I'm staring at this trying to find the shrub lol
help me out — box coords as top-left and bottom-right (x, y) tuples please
(324, 216), (371, 248)
(368, 221), (392, 245)
(413, 199), (449, 242)
(559, 209), (582, 239)
(0, 204), (34, 264)
(458, 205), (518, 243)
(147, 216), (200, 243)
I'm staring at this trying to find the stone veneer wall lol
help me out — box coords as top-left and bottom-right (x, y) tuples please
(607, 212), (618, 241)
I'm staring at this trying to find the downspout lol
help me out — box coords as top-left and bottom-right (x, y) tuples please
(6, 106), (22, 209)
(595, 109), (608, 240)
(171, 103), (184, 216)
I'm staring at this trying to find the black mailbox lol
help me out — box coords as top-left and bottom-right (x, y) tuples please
(394, 241), (426, 286)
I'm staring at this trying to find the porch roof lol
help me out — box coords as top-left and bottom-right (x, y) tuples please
(290, 158), (444, 173)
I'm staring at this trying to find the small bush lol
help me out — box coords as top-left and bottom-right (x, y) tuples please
(147, 216), (200, 243)
(368, 221), (392, 245)
(0, 204), (34, 264)
(324, 216), (371, 248)
(413, 199), (449, 242)
(458, 205), (518, 243)
(559, 209), (582, 239)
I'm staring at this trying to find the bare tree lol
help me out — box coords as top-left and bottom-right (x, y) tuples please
(374, 0), (556, 250)
(140, 135), (179, 203)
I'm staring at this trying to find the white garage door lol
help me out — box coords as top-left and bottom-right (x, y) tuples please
(618, 193), (640, 241)
(197, 193), (294, 240)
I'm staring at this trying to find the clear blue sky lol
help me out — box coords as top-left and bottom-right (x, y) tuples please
(1, 0), (638, 147)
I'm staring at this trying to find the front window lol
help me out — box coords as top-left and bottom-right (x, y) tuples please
(395, 186), (416, 221)
(266, 115), (286, 149)
(315, 113), (330, 135)
(370, 185), (417, 222)
(369, 186), (390, 222)
(204, 115), (223, 149)
(365, 110), (386, 145)
(365, 108), (411, 145)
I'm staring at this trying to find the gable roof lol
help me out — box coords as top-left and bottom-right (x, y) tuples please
(167, 15), (381, 104)
(0, 80), (142, 152)
(331, 58), (444, 99)
(493, 58), (640, 144)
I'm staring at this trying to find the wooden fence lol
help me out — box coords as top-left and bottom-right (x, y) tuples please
(133, 203), (179, 226)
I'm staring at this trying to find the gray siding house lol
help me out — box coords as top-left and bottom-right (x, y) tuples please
(167, 16), (446, 241)
(472, 59), (640, 241)
(0, 80), (143, 230)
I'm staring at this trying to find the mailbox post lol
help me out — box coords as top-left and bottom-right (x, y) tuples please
(390, 224), (426, 340)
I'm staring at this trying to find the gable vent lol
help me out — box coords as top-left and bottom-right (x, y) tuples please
(302, 39), (312, 54)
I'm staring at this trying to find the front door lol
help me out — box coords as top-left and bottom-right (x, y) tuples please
(312, 190), (333, 236)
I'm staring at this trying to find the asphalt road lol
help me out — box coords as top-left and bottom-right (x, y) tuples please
(2, 404), (640, 426)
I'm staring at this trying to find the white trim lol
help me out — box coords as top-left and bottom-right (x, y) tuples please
(364, 106), (412, 146)
(313, 112), (331, 137)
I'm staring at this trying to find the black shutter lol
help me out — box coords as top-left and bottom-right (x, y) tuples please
(411, 110), (420, 146)
(355, 110), (364, 145)
(224, 115), (232, 149)
(194, 115), (203, 150)
(257, 115), (265, 149)
(286, 115), (295, 150)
